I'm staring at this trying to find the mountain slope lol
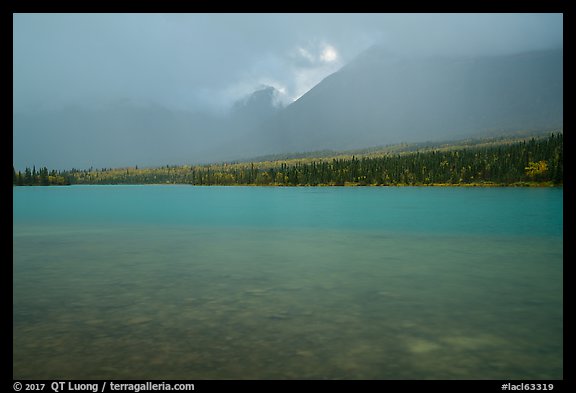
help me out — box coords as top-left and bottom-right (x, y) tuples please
(261, 47), (563, 153)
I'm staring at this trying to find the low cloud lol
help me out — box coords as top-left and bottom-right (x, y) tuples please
(216, 40), (344, 108)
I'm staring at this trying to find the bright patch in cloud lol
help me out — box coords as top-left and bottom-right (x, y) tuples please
(320, 45), (338, 63)
(294, 42), (339, 65)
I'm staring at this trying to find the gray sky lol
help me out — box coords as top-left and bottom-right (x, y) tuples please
(13, 13), (563, 113)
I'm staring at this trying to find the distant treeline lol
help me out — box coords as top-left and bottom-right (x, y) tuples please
(48, 133), (562, 187)
(13, 166), (70, 186)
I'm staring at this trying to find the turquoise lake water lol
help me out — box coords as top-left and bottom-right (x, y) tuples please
(13, 186), (563, 379)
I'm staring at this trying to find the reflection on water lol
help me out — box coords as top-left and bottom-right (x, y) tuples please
(14, 225), (562, 379)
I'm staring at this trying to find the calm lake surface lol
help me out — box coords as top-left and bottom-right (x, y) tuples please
(13, 186), (563, 379)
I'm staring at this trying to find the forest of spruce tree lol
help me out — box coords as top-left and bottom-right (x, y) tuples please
(14, 133), (563, 187)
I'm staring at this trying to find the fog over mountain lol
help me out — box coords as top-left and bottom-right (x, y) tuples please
(258, 47), (563, 153)
(13, 14), (563, 170)
(13, 86), (284, 169)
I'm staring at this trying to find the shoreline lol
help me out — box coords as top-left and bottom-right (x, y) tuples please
(13, 182), (562, 188)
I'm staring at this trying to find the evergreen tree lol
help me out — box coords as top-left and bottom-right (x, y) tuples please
(39, 167), (50, 186)
(24, 167), (32, 185)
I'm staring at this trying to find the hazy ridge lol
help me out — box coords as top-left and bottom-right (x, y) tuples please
(13, 48), (562, 170)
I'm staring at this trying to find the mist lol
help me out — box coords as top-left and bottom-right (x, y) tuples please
(13, 13), (563, 170)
